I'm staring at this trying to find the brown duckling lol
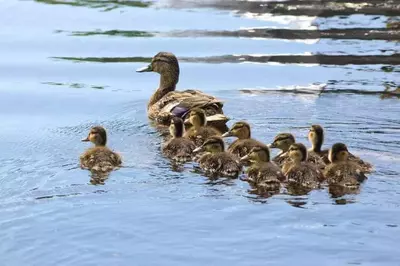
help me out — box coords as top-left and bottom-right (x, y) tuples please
(269, 132), (325, 169)
(282, 143), (324, 189)
(324, 143), (367, 188)
(221, 121), (267, 158)
(308, 124), (372, 172)
(240, 146), (285, 191)
(183, 108), (221, 146)
(162, 117), (196, 163)
(308, 124), (330, 164)
(193, 136), (241, 178)
(136, 52), (228, 132)
(80, 126), (122, 173)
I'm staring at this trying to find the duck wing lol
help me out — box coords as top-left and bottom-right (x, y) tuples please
(152, 90), (228, 126)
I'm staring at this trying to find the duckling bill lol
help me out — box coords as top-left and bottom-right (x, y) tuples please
(80, 126), (122, 173)
(137, 52), (229, 132)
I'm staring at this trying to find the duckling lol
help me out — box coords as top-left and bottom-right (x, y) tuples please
(80, 126), (122, 173)
(268, 132), (325, 169)
(193, 136), (241, 178)
(183, 108), (221, 146)
(162, 117), (196, 163)
(308, 124), (372, 172)
(240, 146), (285, 191)
(282, 143), (324, 189)
(221, 121), (267, 158)
(324, 143), (367, 188)
(136, 52), (229, 132)
(308, 124), (330, 164)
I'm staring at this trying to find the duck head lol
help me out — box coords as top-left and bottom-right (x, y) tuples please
(268, 133), (295, 152)
(329, 143), (349, 163)
(137, 52), (179, 88)
(288, 143), (308, 163)
(221, 121), (251, 139)
(241, 146), (271, 164)
(193, 136), (225, 153)
(82, 126), (107, 147)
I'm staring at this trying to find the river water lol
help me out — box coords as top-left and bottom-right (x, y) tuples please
(1, 0), (399, 265)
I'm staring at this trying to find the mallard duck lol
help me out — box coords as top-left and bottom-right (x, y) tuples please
(282, 143), (324, 189)
(193, 136), (241, 178)
(136, 52), (229, 132)
(221, 121), (267, 159)
(240, 146), (285, 190)
(268, 132), (325, 169)
(80, 126), (122, 173)
(308, 124), (372, 172)
(183, 108), (221, 146)
(324, 143), (367, 188)
(162, 117), (196, 163)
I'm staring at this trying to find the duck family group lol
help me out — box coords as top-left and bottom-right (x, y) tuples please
(80, 52), (372, 192)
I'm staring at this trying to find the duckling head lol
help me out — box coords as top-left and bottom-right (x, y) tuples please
(268, 133), (295, 152)
(193, 136), (225, 153)
(187, 108), (207, 129)
(288, 143), (308, 163)
(221, 121), (251, 139)
(136, 52), (179, 87)
(329, 143), (349, 163)
(308, 124), (324, 152)
(241, 146), (271, 164)
(82, 126), (107, 147)
(169, 116), (185, 138)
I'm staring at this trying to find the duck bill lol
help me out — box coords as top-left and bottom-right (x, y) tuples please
(136, 64), (153, 73)
(193, 146), (204, 153)
(267, 143), (276, 148)
(81, 136), (90, 142)
(221, 131), (233, 138)
(240, 154), (250, 162)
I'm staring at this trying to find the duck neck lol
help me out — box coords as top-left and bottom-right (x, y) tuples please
(312, 140), (322, 152)
(148, 72), (178, 108)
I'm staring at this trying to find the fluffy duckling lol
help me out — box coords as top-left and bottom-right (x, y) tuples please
(282, 143), (324, 189)
(162, 117), (196, 163)
(222, 121), (267, 158)
(308, 124), (373, 172)
(194, 136), (241, 178)
(183, 108), (221, 146)
(324, 143), (367, 188)
(240, 146), (285, 191)
(136, 52), (228, 132)
(269, 132), (325, 169)
(308, 124), (330, 164)
(80, 126), (122, 173)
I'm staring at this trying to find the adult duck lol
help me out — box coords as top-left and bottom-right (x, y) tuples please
(137, 52), (229, 132)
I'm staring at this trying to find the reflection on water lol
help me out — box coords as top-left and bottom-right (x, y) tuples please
(1, 0), (400, 265)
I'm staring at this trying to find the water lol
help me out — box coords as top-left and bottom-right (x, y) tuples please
(1, 0), (399, 265)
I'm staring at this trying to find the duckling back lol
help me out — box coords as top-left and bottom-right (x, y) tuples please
(283, 162), (324, 189)
(162, 137), (196, 163)
(246, 162), (284, 190)
(80, 147), (122, 173)
(228, 139), (266, 158)
(198, 152), (241, 178)
(184, 126), (221, 146)
(324, 161), (367, 188)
